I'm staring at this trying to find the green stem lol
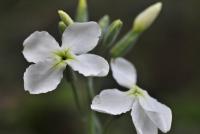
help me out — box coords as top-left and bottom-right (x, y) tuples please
(88, 77), (95, 99)
(87, 77), (102, 134)
(103, 115), (123, 134)
(70, 79), (82, 114)
(102, 117), (115, 134)
(64, 69), (82, 115)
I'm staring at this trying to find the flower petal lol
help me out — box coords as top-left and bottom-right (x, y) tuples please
(23, 59), (66, 94)
(139, 92), (172, 133)
(62, 22), (101, 54)
(68, 54), (109, 77)
(91, 89), (134, 115)
(131, 100), (158, 134)
(23, 31), (60, 63)
(111, 58), (137, 89)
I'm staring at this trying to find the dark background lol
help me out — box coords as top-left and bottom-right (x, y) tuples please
(0, 0), (200, 134)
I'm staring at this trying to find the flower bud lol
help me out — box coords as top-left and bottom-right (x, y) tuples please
(99, 15), (110, 30)
(76, 0), (88, 22)
(58, 21), (67, 33)
(133, 2), (162, 33)
(110, 30), (139, 58)
(58, 10), (74, 26)
(103, 19), (123, 48)
(98, 15), (110, 42)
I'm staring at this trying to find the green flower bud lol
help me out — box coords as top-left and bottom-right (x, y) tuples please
(133, 2), (162, 33)
(110, 30), (140, 58)
(76, 0), (88, 22)
(103, 19), (123, 48)
(58, 21), (67, 33)
(99, 15), (110, 32)
(58, 10), (74, 26)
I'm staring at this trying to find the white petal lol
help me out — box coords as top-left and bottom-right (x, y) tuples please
(23, 31), (60, 63)
(139, 91), (172, 133)
(111, 58), (137, 89)
(68, 54), (109, 77)
(62, 22), (101, 54)
(91, 89), (134, 115)
(131, 100), (158, 134)
(23, 59), (66, 94)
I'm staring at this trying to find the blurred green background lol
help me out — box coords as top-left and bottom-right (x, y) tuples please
(0, 0), (200, 134)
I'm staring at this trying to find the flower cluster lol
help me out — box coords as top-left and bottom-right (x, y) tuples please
(22, 1), (172, 134)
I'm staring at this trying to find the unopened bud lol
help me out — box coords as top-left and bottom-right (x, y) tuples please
(58, 21), (67, 33)
(133, 2), (162, 33)
(58, 10), (74, 26)
(76, 0), (88, 22)
(103, 19), (123, 48)
(99, 15), (110, 31)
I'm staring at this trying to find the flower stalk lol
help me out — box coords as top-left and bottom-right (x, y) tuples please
(64, 68), (82, 115)
(110, 30), (140, 58)
(87, 77), (102, 134)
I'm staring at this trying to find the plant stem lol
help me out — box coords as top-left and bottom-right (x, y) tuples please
(64, 68), (82, 115)
(88, 77), (95, 100)
(87, 77), (102, 134)
(70, 78), (82, 114)
(102, 116), (115, 134)
(103, 115), (123, 134)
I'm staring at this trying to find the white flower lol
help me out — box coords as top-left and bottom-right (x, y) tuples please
(91, 57), (172, 134)
(23, 22), (109, 94)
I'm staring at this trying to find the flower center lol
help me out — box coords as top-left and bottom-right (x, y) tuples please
(128, 85), (145, 97)
(61, 55), (67, 61)
(54, 49), (75, 62)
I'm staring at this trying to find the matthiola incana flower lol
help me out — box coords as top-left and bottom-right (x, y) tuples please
(23, 22), (109, 94)
(91, 58), (172, 134)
